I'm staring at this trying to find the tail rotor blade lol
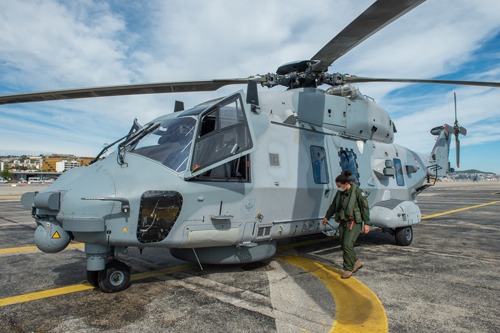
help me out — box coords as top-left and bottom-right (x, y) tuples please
(455, 137), (460, 168)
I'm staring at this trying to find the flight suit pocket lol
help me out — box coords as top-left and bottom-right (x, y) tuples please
(353, 206), (362, 223)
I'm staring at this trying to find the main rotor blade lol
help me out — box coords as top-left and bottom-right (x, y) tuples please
(345, 76), (500, 88)
(311, 0), (426, 72)
(0, 79), (248, 105)
(454, 92), (457, 123)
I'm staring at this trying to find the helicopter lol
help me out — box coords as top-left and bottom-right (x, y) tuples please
(2, 0), (500, 293)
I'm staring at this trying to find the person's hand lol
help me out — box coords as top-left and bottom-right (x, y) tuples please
(322, 218), (327, 226)
(363, 224), (370, 234)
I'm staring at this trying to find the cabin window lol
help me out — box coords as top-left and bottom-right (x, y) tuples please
(191, 96), (252, 171)
(310, 146), (329, 184)
(394, 158), (405, 186)
(339, 149), (359, 184)
(193, 154), (250, 182)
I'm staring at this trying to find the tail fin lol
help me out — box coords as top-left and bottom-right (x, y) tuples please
(429, 125), (454, 176)
(429, 93), (467, 177)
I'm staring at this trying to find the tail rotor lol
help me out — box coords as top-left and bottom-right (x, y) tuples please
(449, 92), (467, 168)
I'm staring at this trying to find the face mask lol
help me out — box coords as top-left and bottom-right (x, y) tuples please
(338, 186), (346, 192)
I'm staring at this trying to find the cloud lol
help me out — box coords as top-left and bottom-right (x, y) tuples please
(0, 0), (499, 171)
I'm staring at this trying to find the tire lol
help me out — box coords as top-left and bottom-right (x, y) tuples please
(86, 270), (100, 287)
(395, 226), (413, 246)
(98, 260), (131, 293)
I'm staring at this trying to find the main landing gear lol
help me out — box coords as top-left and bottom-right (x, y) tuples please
(382, 226), (414, 246)
(395, 226), (413, 246)
(87, 260), (131, 293)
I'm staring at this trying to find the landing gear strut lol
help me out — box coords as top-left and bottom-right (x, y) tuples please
(86, 260), (131, 292)
(85, 244), (131, 292)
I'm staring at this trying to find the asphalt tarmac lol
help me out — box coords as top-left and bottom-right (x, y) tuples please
(0, 182), (499, 332)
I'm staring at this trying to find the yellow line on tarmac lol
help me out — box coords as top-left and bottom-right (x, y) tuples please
(277, 255), (388, 333)
(0, 243), (84, 255)
(0, 284), (95, 307)
(492, 192), (500, 195)
(0, 263), (197, 307)
(422, 201), (500, 220)
(0, 196), (21, 199)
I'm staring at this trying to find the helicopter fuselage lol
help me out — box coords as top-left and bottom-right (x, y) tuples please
(24, 87), (433, 267)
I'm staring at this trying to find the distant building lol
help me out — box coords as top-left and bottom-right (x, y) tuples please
(0, 162), (3, 171)
(42, 155), (66, 172)
(77, 157), (94, 166)
(55, 160), (80, 172)
(43, 155), (93, 172)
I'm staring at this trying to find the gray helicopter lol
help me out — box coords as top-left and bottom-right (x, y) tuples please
(2, 0), (500, 293)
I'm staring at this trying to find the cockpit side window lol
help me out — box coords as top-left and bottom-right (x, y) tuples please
(219, 99), (244, 129)
(191, 96), (252, 172)
(200, 109), (217, 137)
(193, 154), (250, 182)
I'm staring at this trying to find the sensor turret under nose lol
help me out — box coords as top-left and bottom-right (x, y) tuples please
(34, 221), (71, 253)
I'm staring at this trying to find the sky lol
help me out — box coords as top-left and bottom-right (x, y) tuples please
(0, 0), (499, 174)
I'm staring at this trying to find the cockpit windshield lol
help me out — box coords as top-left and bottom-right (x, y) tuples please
(131, 117), (196, 173)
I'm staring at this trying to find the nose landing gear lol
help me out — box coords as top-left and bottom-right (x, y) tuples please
(86, 260), (131, 293)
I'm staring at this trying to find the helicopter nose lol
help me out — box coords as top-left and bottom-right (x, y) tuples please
(22, 165), (117, 252)
(55, 166), (117, 218)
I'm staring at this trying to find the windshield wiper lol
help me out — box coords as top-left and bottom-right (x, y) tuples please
(117, 123), (160, 166)
(90, 134), (128, 165)
(91, 118), (152, 165)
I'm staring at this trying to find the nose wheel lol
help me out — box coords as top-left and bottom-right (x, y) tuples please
(87, 260), (131, 292)
(86, 270), (99, 287)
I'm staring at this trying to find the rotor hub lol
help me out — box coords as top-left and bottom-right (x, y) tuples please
(256, 60), (345, 90)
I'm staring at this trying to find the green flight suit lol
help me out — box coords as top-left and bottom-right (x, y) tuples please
(325, 182), (370, 271)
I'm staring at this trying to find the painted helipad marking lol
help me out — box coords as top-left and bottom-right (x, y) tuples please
(277, 255), (387, 333)
(0, 243), (84, 255)
(0, 236), (375, 326)
(422, 200), (500, 219)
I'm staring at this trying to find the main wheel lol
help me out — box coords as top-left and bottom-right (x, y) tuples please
(86, 270), (99, 287)
(395, 226), (413, 246)
(98, 260), (131, 293)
